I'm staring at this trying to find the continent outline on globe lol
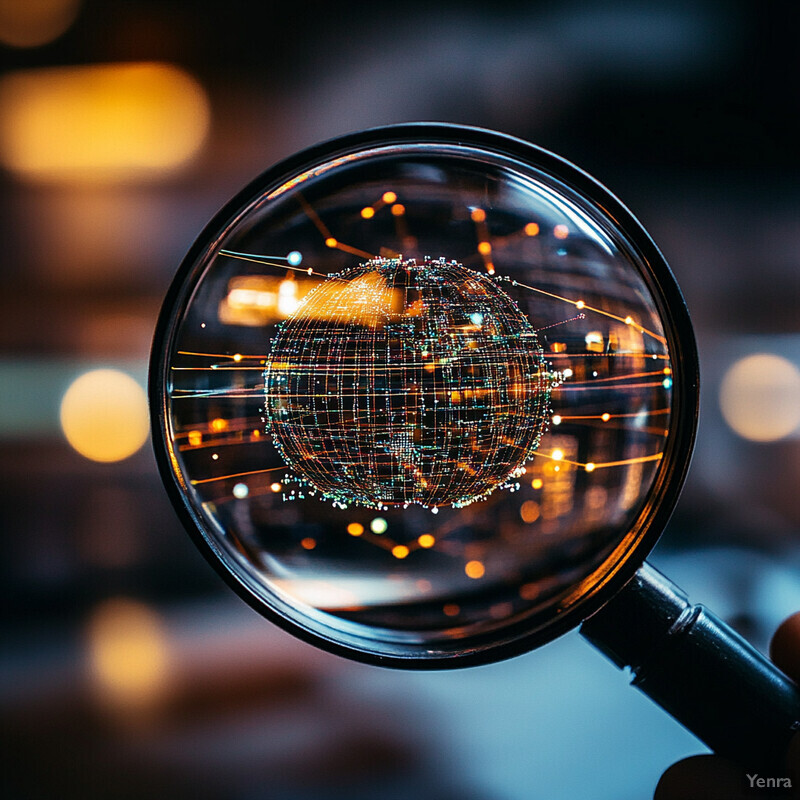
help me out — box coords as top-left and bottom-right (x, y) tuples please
(265, 256), (555, 511)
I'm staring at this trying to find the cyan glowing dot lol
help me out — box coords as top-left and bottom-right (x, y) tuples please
(470, 312), (483, 326)
(662, 377), (673, 389)
(287, 250), (302, 266)
(233, 482), (249, 498)
(370, 517), (388, 534)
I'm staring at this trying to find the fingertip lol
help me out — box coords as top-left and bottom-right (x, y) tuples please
(770, 612), (800, 682)
(654, 755), (751, 800)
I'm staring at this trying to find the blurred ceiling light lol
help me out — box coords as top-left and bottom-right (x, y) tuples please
(719, 353), (800, 442)
(87, 598), (169, 710)
(0, 0), (80, 48)
(0, 62), (210, 182)
(59, 368), (149, 462)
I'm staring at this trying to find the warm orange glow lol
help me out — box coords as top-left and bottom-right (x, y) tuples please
(0, 62), (210, 182)
(418, 534), (435, 548)
(210, 417), (228, 433)
(624, 316), (634, 325)
(552, 414), (562, 425)
(0, 0), (81, 48)
(391, 203), (405, 216)
(524, 222), (540, 236)
(585, 462), (596, 472)
(471, 208), (486, 223)
(270, 482), (282, 492)
(392, 545), (409, 559)
(553, 224), (569, 239)
(601, 413), (611, 422)
(301, 537), (316, 550)
(575, 300), (585, 309)
(347, 522), (364, 536)
(531, 478), (543, 489)
(325, 237), (338, 248)
(551, 448), (564, 461)
(443, 603), (460, 617)
(465, 560), (485, 579)
(477, 241), (492, 255)
(360, 206), (375, 219)
(520, 500), (540, 523)
(87, 598), (168, 710)
(60, 369), (149, 462)
(187, 430), (202, 447)
(486, 263), (495, 275)
(382, 191), (397, 204)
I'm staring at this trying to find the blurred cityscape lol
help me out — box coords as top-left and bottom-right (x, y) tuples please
(1, 2), (799, 798)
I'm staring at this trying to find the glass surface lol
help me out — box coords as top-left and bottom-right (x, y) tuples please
(155, 130), (682, 661)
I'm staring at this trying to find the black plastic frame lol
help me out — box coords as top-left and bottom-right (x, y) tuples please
(149, 122), (700, 669)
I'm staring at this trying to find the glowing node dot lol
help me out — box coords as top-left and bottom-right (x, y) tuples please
(585, 463), (596, 472)
(325, 237), (337, 248)
(211, 453), (219, 460)
(210, 417), (228, 432)
(347, 522), (364, 536)
(486, 263), (495, 275)
(391, 203), (405, 216)
(552, 415), (562, 425)
(524, 222), (539, 236)
(575, 300), (585, 309)
(532, 478), (543, 489)
(562, 368), (573, 379)
(270, 482), (282, 492)
(382, 191), (397, 204)
(465, 560), (485, 579)
(553, 224), (569, 239)
(477, 241), (492, 255)
(624, 316), (634, 325)
(551, 449), (564, 461)
(301, 537), (316, 550)
(360, 206), (375, 219)
(443, 603), (460, 617)
(287, 250), (302, 266)
(370, 517), (388, 534)
(232, 353), (242, 362)
(520, 500), (540, 523)
(232, 483), (249, 499)
(418, 534), (435, 548)
(392, 545), (409, 559)
(187, 430), (202, 447)
(471, 208), (486, 223)
(601, 413), (610, 422)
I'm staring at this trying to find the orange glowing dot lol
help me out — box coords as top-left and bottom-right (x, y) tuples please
(486, 263), (495, 275)
(470, 208), (486, 223)
(552, 415), (562, 425)
(532, 478), (543, 489)
(443, 603), (460, 617)
(601, 413), (611, 422)
(210, 417), (228, 432)
(663, 367), (672, 375)
(450, 390), (462, 403)
(524, 222), (540, 236)
(392, 545), (409, 559)
(585, 462), (596, 472)
(575, 300), (585, 309)
(360, 206), (375, 219)
(301, 537), (316, 550)
(551, 449), (564, 461)
(270, 482), (282, 492)
(465, 560), (485, 579)
(325, 237), (337, 248)
(187, 430), (202, 447)
(418, 534), (435, 548)
(624, 316), (634, 325)
(347, 522), (364, 536)
(232, 353), (242, 362)
(391, 203), (405, 216)
(477, 241), (492, 255)
(382, 191), (397, 204)
(553, 224), (569, 239)
(252, 429), (261, 439)
(520, 500), (540, 523)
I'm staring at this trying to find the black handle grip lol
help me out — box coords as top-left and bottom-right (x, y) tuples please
(580, 561), (800, 770)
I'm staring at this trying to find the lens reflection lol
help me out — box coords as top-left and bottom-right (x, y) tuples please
(157, 130), (679, 661)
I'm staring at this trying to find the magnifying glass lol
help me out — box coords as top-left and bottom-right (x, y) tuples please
(149, 122), (800, 769)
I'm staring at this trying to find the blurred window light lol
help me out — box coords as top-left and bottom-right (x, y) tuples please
(0, 62), (210, 182)
(0, 0), (80, 48)
(719, 353), (800, 442)
(87, 598), (169, 711)
(59, 368), (149, 462)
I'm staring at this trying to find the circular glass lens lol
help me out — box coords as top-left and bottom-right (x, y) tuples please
(151, 124), (697, 665)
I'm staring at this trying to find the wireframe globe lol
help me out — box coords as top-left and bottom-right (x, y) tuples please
(265, 256), (553, 509)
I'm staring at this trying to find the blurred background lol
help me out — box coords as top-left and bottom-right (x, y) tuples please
(1, 1), (799, 798)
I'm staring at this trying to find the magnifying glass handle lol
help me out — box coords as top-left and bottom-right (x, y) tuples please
(580, 561), (800, 770)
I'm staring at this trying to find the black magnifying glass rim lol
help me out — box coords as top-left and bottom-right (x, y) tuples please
(149, 121), (700, 670)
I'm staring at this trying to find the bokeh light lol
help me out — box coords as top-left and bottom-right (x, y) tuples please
(719, 353), (800, 442)
(59, 368), (149, 462)
(0, 0), (81, 48)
